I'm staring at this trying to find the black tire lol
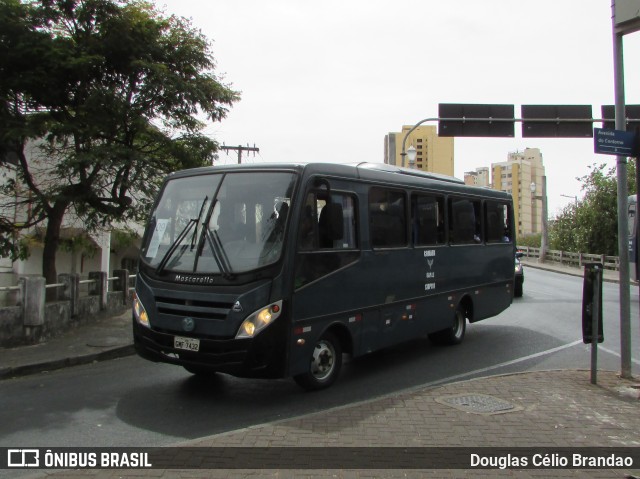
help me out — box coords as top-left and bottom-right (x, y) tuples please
(428, 305), (466, 345)
(514, 280), (523, 297)
(294, 331), (342, 391)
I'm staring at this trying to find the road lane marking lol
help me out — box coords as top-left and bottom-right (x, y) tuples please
(599, 346), (640, 366)
(422, 339), (584, 389)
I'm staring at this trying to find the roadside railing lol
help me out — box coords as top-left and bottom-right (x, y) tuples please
(0, 269), (136, 347)
(517, 246), (620, 271)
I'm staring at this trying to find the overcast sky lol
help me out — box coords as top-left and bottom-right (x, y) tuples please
(155, 0), (640, 215)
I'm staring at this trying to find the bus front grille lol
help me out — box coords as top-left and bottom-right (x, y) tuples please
(155, 296), (234, 320)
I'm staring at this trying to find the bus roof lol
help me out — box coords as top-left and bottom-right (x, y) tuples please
(166, 162), (511, 201)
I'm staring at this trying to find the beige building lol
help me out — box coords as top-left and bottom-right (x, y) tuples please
(464, 167), (490, 187)
(491, 148), (545, 238)
(384, 125), (454, 176)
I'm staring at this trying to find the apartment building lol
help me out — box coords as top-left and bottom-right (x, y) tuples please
(384, 125), (454, 176)
(464, 167), (490, 187)
(491, 148), (545, 238)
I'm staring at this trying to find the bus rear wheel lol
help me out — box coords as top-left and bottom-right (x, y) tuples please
(428, 305), (466, 345)
(294, 331), (342, 391)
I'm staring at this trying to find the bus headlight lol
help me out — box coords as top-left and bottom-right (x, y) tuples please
(133, 292), (150, 328)
(236, 300), (283, 339)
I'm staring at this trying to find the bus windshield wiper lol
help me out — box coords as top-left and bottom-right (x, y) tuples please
(191, 195), (209, 251)
(155, 196), (209, 275)
(206, 228), (235, 279)
(154, 219), (196, 275)
(188, 198), (235, 278)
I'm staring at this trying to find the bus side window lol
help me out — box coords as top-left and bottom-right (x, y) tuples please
(485, 201), (508, 243)
(298, 192), (357, 251)
(449, 198), (482, 244)
(369, 187), (407, 248)
(318, 203), (344, 248)
(294, 191), (359, 289)
(412, 194), (445, 246)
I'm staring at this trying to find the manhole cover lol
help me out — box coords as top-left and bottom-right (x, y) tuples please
(436, 394), (521, 415)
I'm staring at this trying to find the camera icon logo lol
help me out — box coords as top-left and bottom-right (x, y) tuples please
(7, 449), (40, 468)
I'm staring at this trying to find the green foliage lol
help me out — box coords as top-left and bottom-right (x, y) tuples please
(517, 233), (541, 248)
(0, 0), (239, 280)
(111, 227), (139, 250)
(549, 161), (637, 256)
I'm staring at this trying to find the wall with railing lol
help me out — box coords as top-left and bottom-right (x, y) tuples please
(0, 269), (136, 347)
(517, 246), (620, 271)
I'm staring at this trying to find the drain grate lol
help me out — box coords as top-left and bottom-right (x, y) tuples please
(436, 394), (521, 415)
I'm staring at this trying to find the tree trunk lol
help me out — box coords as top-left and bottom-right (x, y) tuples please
(42, 201), (68, 289)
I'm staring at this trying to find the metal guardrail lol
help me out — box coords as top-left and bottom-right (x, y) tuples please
(517, 246), (620, 271)
(0, 285), (20, 293)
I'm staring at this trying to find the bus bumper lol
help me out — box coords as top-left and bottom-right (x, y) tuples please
(132, 317), (287, 379)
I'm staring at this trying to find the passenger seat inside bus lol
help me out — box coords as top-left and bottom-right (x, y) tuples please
(318, 203), (344, 248)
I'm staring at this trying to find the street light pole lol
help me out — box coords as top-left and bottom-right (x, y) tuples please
(401, 118), (438, 168)
(612, 1), (632, 379)
(530, 179), (548, 263)
(560, 194), (578, 205)
(406, 145), (417, 169)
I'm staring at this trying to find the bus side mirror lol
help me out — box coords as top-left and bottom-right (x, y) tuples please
(516, 251), (524, 259)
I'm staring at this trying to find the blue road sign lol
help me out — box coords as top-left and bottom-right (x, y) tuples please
(594, 127), (637, 156)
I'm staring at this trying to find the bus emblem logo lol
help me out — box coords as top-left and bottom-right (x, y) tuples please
(232, 301), (243, 313)
(182, 317), (195, 332)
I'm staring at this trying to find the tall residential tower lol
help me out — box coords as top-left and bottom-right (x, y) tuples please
(492, 148), (545, 238)
(384, 125), (454, 176)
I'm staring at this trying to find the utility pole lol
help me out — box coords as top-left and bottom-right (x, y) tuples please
(219, 144), (260, 164)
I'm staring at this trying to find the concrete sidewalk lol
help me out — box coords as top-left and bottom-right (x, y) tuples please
(0, 309), (133, 380)
(2, 261), (640, 478)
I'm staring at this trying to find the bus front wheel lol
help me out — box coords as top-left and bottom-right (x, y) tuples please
(428, 306), (466, 346)
(294, 331), (342, 391)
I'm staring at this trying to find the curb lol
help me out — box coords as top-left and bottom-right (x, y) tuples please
(0, 344), (135, 380)
(521, 260), (625, 284)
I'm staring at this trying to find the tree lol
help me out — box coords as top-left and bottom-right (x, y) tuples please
(0, 0), (239, 283)
(549, 161), (636, 255)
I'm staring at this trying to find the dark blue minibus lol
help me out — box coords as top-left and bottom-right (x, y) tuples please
(133, 162), (516, 390)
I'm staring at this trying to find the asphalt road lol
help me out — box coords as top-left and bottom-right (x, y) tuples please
(1, 267), (639, 456)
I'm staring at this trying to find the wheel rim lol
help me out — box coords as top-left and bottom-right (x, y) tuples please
(452, 310), (465, 339)
(310, 339), (336, 381)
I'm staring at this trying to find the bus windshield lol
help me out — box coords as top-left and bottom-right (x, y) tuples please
(141, 171), (296, 275)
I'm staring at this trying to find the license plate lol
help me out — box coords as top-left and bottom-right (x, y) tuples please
(174, 336), (200, 352)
